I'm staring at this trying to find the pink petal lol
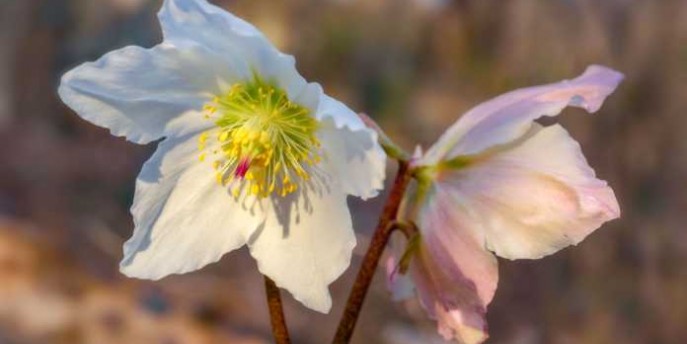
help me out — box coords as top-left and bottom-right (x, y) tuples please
(388, 183), (499, 343)
(385, 253), (415, 301)
(422, 65), (623, 164)
(437, 124), (619, 259)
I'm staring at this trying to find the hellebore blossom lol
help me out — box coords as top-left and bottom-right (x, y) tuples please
(387, 66), (623, 342)
(58, 0), (385, 313)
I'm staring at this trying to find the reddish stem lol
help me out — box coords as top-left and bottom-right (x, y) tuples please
(333, 161), (412, 343)
(264, 276), (291, 344)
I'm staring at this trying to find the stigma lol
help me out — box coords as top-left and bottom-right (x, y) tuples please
(198, 74), (321, 198)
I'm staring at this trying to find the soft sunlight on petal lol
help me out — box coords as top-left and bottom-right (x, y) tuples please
(388, 182), (499, 343)
(247, 180), (356, 313)
(397, 66), (623, 342)
(159, 0), (307, 99)
(159, 0), (265, 42)
(318, 118), (386, 200)
(436, 124), (618, 259)
(59, 43), (238, 144)
(121, 132), (261, 278)
(59, 0), (387, 314)
(316, 92), (368, 132)
(422, 65), (623, 164)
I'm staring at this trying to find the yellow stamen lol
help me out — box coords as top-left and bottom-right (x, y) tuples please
(197, 74), (320, 198)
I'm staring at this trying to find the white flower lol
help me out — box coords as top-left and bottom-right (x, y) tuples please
(58, 0), (386, 313)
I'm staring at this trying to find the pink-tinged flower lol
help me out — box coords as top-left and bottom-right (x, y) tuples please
(387, 66), (623, 343)
(58, 0), (386, 313)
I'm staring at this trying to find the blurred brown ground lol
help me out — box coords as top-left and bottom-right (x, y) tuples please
(1, 0), (686, 343)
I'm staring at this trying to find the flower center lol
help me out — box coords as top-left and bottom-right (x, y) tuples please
(199, 75), (320, 198)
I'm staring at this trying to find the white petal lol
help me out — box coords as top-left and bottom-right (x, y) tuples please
(422, 65), (623, 164)
(121, 131), (264, 278)
(158, 0), (307, 99)
(316, 92), (368, 132)
(318, 118), (386, 200)
(159, 0), (264, 42)
(438, 124), (619, 260)
(59, 43), (239, 144)
(246, 177), (356, 313)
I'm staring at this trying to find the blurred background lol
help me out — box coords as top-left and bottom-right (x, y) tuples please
(1, 0), (686, 343)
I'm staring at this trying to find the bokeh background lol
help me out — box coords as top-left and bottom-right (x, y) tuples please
(1, 0), (686, 343)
